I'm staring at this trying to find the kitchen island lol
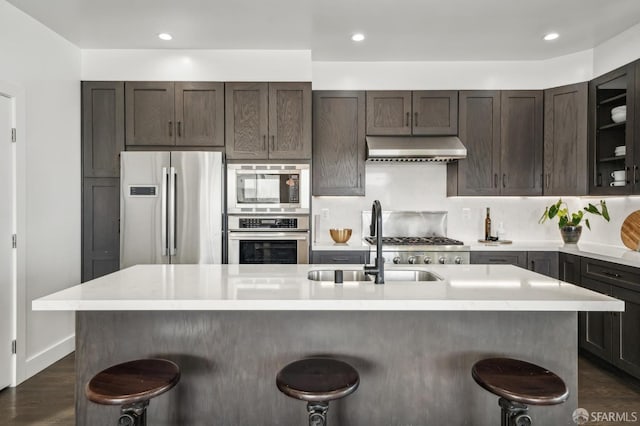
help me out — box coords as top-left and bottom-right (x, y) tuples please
(33, 264), (623, 426)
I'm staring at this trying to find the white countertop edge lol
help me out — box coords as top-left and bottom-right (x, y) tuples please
(32, 299), (624, 312)
(312, 243), (370, 251)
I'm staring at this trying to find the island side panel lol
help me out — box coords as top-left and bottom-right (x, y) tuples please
(76, 311), (577, 425)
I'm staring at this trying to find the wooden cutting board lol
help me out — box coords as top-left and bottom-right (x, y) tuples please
(621, 210), (640, 251)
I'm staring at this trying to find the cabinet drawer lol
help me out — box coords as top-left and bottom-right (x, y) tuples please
(581, 258), (640, 291)
(470, 251), (527, 268)
(312, 250), (369, 264)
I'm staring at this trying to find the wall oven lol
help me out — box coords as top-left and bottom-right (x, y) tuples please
(227, 216), (309, 264)
(227, 164), (310, 214)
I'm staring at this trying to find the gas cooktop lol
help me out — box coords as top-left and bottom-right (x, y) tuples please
(364, 236), (465, 246)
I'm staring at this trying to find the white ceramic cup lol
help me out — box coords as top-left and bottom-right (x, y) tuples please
(610, 181), (626, 187)
(611, 170), (626, 181)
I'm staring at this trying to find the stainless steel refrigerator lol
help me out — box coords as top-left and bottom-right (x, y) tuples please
(120, 151), (223, 268)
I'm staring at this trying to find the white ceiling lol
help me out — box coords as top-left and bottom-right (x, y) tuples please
(8, 0), (640, 61)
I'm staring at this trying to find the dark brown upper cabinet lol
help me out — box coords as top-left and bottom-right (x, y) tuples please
(366, 91), (458, 136)
(125, 82), (224, 147)
(82, 82), (125, 178)
(447, 90), (542, 196)
(226, 82), (311, 160)
(312, 91), (366, 196)
(175, 82), (225, 147)
(543, 82), (588, 196)
(447, 91), (501, 196)
(588, 62), (636, 195)
(500, 91), (543, 196)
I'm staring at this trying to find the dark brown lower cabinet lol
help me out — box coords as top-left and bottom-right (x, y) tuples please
(470, 251), (528, 269)
(611, 286), (640, 378)
(579, 277), (614, 360)
(82, 178), (120, 281)
(311, 250), (369, 264)
(558, 252), (581, 284)
(471, 251), (558, 278)
(577, 258), (640, 379)
(527, 251), (559, 279)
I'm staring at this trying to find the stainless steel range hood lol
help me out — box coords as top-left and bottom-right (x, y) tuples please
(366, 136), (467, 162)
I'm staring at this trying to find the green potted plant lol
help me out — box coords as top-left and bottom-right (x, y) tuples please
(539, 199), (610, 244)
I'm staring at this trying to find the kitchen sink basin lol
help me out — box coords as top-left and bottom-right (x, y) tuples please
(307, 269), (442, 282)
(307, 270), (372, 282)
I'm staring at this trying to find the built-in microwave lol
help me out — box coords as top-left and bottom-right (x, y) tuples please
(227, 164), (310, 214)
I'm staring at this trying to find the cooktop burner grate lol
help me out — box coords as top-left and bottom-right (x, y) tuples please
(364, 236), (465, 246)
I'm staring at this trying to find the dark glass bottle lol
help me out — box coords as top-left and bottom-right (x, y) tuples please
(484, 208), (492, 240)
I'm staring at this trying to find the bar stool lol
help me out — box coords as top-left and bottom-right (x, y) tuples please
(276, 358), (359, 426)
(86, 358), (180, 426)
(471, 357), (569, 426)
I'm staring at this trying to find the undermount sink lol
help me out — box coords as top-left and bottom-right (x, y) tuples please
(307, 270), (372, 282)
(307, 269), (442, 282)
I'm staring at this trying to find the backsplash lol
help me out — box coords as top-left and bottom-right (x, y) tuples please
(312, 163), (640, 248)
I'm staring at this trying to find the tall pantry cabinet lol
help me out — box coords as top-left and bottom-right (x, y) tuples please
(81, 82), (123, 281)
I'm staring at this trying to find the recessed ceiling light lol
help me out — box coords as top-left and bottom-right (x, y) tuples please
(351, 33), (365, 42)
(158, 33), (173, 41)
(543, 32), (559, 41)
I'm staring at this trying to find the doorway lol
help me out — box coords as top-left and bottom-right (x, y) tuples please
(0, 92), (16, 390)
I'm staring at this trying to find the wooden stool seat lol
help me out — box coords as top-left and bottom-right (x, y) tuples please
(472, 357), (569, 406)
(276, 358), (360, 403)
(86, 358), (181, 406)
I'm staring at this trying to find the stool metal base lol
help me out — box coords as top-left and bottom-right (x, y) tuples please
(118, 401), (149, 426)
(307, 402), (329, 426)
(499, 398), (532, 426)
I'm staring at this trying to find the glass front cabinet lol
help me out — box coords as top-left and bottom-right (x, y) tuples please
(589, 61), (638, 195)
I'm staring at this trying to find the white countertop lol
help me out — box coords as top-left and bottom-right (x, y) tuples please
(32, 264), (623, 312)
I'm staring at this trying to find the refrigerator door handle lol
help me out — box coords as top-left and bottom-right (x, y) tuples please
(169, 166), (177, 256)
(161, 167), (169, 256)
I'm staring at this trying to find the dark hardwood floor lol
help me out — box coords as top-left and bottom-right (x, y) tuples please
(578, 353), (640, 425)
(0, 353), (74, 425)
(0, 353), (638, 425)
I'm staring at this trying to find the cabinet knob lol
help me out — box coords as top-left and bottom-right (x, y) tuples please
(406, 112), (410, 127)
(414, 112), (418, 127)
(168, 121), (173, 137)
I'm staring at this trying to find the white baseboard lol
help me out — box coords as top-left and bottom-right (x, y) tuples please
(22, 334), (75, 382)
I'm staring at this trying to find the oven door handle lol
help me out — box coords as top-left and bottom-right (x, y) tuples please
(228, 232), (309, 240)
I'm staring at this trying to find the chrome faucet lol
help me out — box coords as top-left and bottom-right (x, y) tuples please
(364, 200), (384, 284)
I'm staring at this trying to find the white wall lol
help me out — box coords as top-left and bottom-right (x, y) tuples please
(0, 0), (80, 383)
(81, 48), (593, 89)
(312, 165), (640, 248)
(593, 22), (640, 78)
(312, 50), (594, 90)
(82, 49), (312, 81)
